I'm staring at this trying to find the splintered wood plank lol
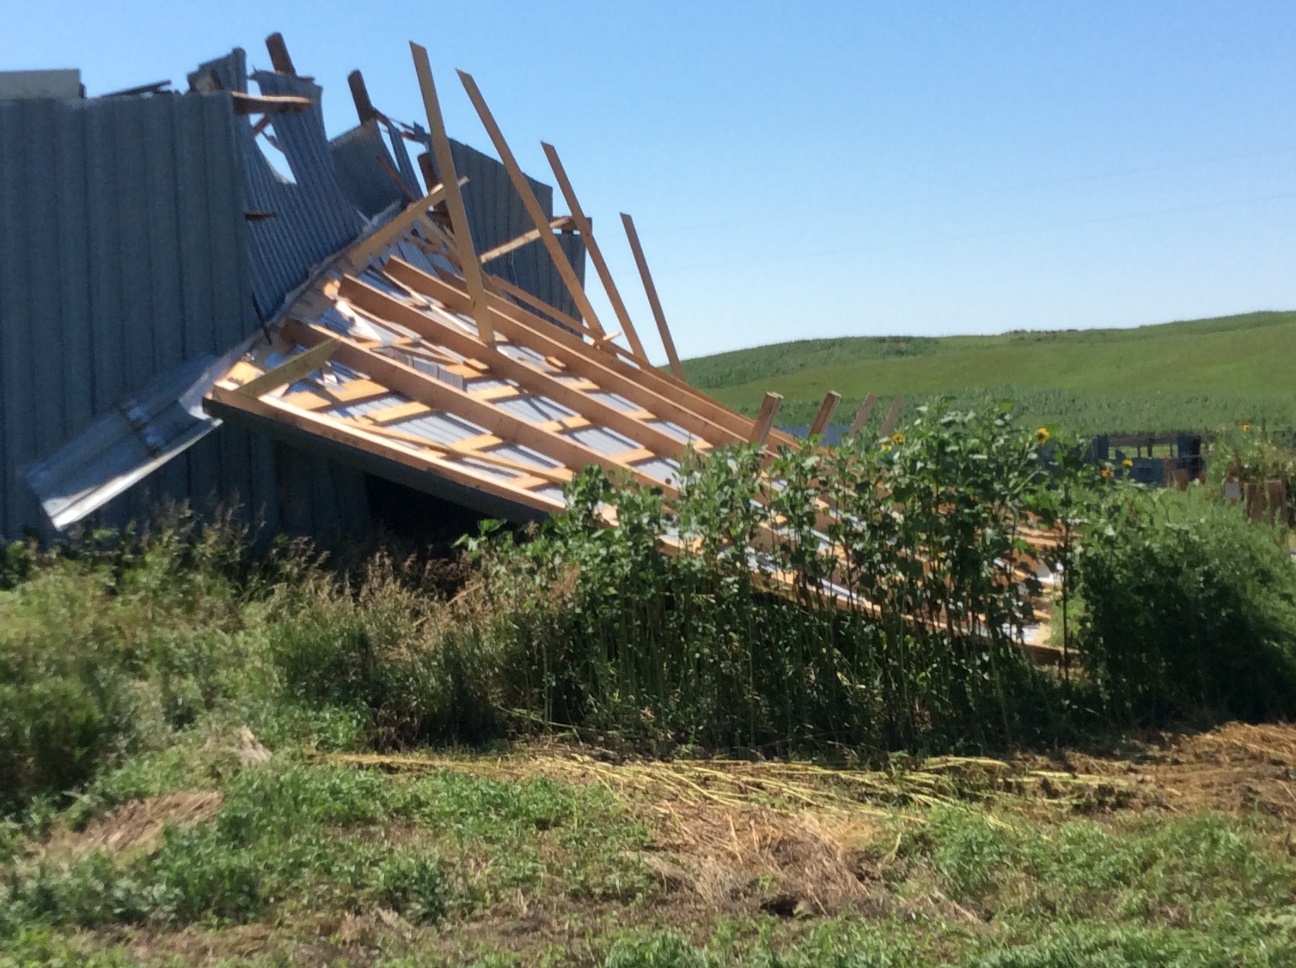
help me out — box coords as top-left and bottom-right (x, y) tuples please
(541, 142), (648, 360)
(749, 393), (783, 445)
(410, 43), (494, 344)
(457, 70), (606, 339)
(620, 212), (682, 379)
(849, 394), (877, 435)
(809, 392), (841, 437)
(230, 91), (311, 115)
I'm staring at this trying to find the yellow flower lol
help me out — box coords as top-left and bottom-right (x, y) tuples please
(1100, 466), (1114, 479)
(1242, 423), (1252, 432)
(1035, 427), (1051, 444)
(891, 432), (905, 445)
(1122, 458), (1133, 468)
(879, 441), (892, 452)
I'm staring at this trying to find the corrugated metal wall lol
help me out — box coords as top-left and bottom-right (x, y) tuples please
(1, 51), (586, 543)
(448, 139), (584, 318)
(0, 90), (281, 541)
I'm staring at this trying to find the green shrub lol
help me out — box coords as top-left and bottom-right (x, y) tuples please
(0, 517), (263, 813)
(473, 404), (1075, 755)
(1077, 489), (1296, 723)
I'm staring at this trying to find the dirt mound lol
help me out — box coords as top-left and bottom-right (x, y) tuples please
(49, 792), (223, 859)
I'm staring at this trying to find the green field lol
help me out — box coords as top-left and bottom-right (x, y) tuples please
(682, 310), (1296, 434)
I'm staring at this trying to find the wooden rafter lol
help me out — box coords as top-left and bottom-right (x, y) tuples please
(541, 142), (649, 362)
(620, 212), (683, 380)
(455, 70), (608, 341)
(409, 44), (494, 345)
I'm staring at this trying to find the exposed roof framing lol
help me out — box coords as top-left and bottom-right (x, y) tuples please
(195, 44), (1060, 657)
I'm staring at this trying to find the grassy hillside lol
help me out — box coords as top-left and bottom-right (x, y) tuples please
(682, 310), (1296, 433)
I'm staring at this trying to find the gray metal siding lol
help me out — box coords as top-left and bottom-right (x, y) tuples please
(330, 118), (423, 220)
(2, 53), (577, 543)
(0, 90), (276, 540)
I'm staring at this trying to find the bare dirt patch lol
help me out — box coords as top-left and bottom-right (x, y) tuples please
(1046, 721), (1296, 820)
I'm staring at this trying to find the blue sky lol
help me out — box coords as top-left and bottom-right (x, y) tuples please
(6, 1), (1296, 361)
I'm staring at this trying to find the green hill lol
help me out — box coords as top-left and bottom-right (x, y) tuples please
(682, 310), (1296, 434)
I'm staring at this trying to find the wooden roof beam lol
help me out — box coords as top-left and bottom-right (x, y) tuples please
(542, 142), (649, 362)
(456, 70), (607, 340)
(383, 258), (758, 448)
(620, 212), (683, 380)
(808, 392), (841, 438)
(265, 32), (297, 76)
(409, 43), (495, 345)
(848, 394), (877, 436)
(383, 257), (785, 448)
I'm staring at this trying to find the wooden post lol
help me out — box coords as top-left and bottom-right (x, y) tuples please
(620, 212), (683, 379)
(749, 393), (783, 446)
(808, 392), (841, 438)
(456, 70), (606, 340)
(266, 33), (296, 76)
(848, 394), (877, 436)
(878, 396), (905, 437)
(541, 142), (649, 362)
(347, 70), (378, 124)
(409, 44), (494, 345)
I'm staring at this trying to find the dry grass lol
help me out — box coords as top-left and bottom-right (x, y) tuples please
(43, 791), (224, 861)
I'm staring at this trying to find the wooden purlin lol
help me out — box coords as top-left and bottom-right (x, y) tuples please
(208, 382), (564, 516)
(237, 339), (338, 398)
(478, 216), (576, 265)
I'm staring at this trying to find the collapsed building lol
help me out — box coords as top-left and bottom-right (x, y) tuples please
(0, 34), (592, 542)
(1, 35), (1059, 654)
